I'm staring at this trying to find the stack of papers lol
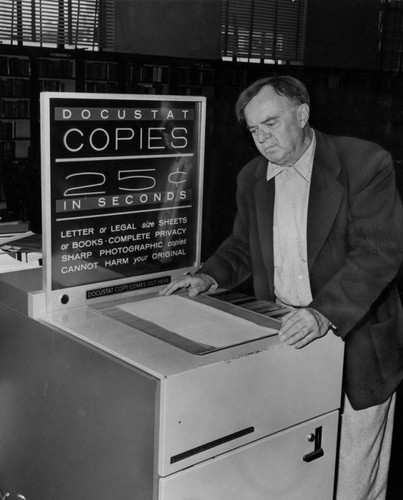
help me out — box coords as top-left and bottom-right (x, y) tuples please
(0, 231), (42, 271)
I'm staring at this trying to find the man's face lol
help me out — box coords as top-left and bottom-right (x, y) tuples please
(244, 85), (309, 167)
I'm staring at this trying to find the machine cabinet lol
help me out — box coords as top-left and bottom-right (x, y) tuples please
(0, 269), (344, 499)
(160, 412), (339, 500)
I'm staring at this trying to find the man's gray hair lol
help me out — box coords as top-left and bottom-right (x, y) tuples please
(235, 75), (310, 124)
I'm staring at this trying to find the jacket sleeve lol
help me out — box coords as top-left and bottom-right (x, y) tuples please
(309, 148), (403, 338)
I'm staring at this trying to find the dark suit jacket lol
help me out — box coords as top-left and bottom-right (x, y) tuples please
(202, 130), (403, 410)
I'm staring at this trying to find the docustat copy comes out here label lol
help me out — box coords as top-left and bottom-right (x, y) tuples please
(42, 96), (204, 291)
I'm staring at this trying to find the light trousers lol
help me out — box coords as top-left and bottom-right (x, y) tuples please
(335, 392), (396, 500)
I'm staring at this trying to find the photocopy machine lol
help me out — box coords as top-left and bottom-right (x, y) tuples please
(0, 93), (344, 499)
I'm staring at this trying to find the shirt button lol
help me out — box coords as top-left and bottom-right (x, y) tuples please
(297, 274), (303, 280)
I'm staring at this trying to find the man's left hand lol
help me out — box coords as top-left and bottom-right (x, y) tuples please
(278, 307), (330, 349)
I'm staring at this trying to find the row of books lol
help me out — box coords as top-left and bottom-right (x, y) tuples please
(0, 56), (30, 77)
(140, 64), (170, 84)
(0, 78), (30, 97)
(39, 79), (70, 92)
(136, 64), (248, 88)
(38, 58), (75, 79)
(0, 100), (30, 119)
(85, 62), (119, 81)
(177, 65), (215, 86)
(0, 140), (15, 160)
(85, 81), (119, 93)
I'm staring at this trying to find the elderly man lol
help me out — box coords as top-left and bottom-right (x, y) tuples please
(161, 76), (403, 499)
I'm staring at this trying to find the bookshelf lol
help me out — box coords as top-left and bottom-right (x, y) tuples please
(176, 63), (216, 107)
(0, 54), (31, 160)
(0, 54), (31, 221)
(84, 60), (119, 93)
(136, 63), (171, 94)
(38, 56), (76, 92)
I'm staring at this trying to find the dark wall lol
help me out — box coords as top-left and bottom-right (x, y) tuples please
(305, 0), (381, 69)
(114, 0), (222, 59)
(115, 0), (382, 69)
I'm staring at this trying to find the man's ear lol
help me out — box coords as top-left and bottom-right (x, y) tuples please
(298, 103), (310, 128)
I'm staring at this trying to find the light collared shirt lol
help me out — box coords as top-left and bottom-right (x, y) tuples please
(268, 131), (316, 307)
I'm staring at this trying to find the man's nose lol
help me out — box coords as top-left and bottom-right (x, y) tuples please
(257, 125), (271, 143)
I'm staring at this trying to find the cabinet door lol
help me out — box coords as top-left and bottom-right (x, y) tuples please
(159, 411), (338, 500)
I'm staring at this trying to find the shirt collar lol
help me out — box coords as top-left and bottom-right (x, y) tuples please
(266, 130), (316, 182)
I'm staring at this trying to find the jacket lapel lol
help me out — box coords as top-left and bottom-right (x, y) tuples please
(307, 131), (345, 270)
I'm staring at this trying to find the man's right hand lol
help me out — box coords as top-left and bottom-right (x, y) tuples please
(159, 273), (217, 297)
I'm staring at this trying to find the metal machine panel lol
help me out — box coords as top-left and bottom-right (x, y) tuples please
(158, 333), (343, 475)
(159, 411), (339, 500)
(0, 301), (158, 500)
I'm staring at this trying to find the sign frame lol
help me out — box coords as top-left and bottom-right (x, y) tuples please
(40, 92), (206, 313)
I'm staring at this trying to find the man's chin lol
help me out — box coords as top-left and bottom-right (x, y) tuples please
(263, 147), (278, 160)
(264, 152), (281, 163)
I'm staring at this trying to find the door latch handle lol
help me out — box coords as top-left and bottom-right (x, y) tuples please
(303, 426), (324, 462)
